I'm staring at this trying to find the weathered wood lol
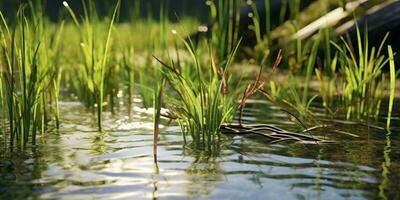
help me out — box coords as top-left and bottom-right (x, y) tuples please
(220, 123), (331, 143)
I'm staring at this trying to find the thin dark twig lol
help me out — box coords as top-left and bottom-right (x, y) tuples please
(154, 81), (164, 164)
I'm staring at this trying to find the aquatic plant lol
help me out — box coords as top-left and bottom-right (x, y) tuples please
(208, 0), (242, 64)
(249, 0), (303, 49)
(386, 46), (396, 130)
(0, 0), (397, 152)
(155, 33), (241, 151)
(120, 48), (136, 107)
(302, 32), (320, 107)
(315, 28), (337, 110)
(0, 4), (62, 148)
(280, 0), (301, 22)
(331, 25), (389, 119)
(29, 1), (65, 132)
(263, 34), (321, 118)
(249, 1), (264, 45)
(138, 0), (168, 109)
(63, 0), (120, 131)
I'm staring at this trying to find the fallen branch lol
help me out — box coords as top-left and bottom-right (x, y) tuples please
(221, 123), (333, 143)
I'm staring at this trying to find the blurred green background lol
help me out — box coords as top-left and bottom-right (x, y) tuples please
(0, 0), (210, 22)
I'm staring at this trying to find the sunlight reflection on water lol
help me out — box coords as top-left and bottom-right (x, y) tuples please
(1, 99), (400, 200)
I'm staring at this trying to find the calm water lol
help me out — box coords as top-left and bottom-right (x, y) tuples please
(1, 99), (399, 200)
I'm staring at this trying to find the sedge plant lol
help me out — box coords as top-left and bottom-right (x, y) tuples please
(249, 0), (272, 61)
(63, 0), (120, 131)
(331, 24), (390, 120)
(155, 32), (242, 152)
(208, 0), (242, 65)
(28, 1), (65, 132)
(0, 5), (61, 148)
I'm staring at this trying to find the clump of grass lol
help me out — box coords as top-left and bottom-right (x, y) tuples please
(63, 0), (120, 131)
(331, 25), (389, 119)
(0, 4), (62, 148)
(155, 32), (241, 152)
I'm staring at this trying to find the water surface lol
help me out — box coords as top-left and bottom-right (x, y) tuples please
(1, 99), (399, 199)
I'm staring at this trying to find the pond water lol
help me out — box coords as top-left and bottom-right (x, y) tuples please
(0, 99), (399, 199)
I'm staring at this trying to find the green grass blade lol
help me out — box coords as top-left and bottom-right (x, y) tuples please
(387, 46), (395, 130)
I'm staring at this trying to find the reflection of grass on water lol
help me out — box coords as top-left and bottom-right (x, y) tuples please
(379, 131), (391, 200)
(183, 149), (222, 197)
(387, 46), (396, 130)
